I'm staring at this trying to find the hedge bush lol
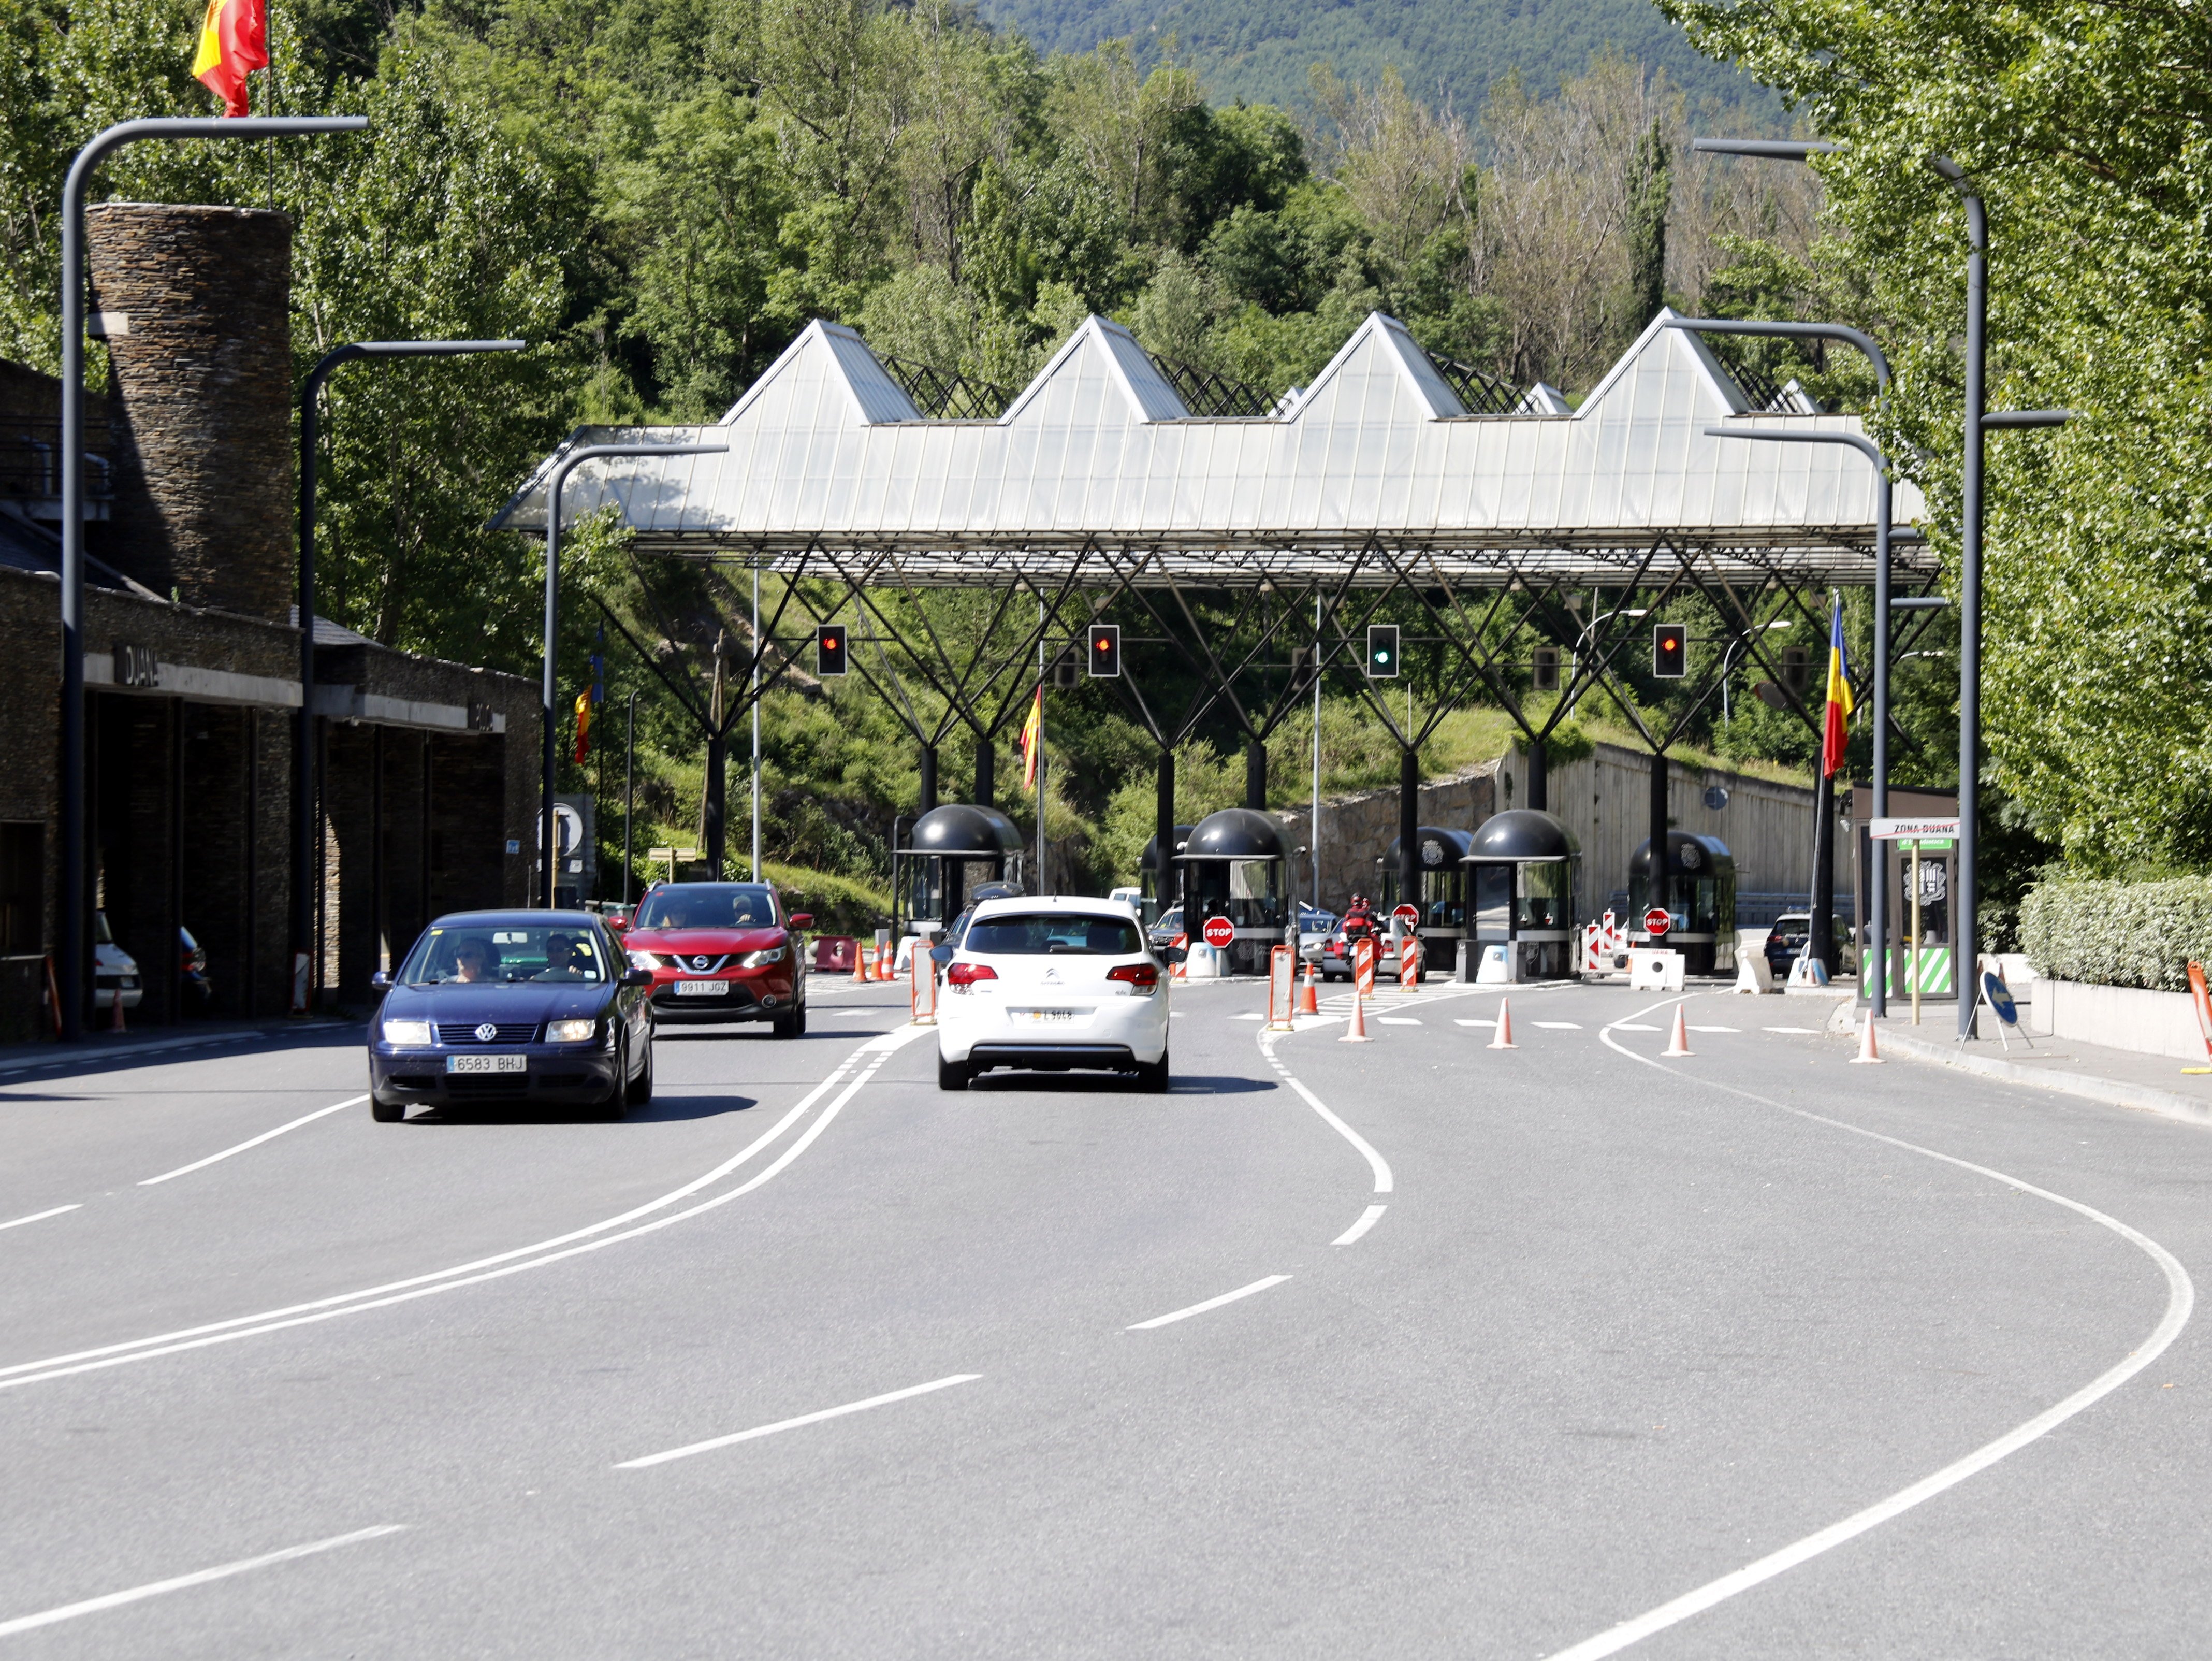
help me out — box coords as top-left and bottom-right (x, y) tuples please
(2016, 877), (2212, 991)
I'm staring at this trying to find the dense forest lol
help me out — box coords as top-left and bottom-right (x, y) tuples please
(977, 0), (1760, 117)
(10, 0), (2198, 934)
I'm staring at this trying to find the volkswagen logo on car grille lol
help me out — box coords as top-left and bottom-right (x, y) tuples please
(474, 1022), (498, 1042)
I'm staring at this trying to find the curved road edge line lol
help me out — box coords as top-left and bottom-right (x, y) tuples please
(1545, 996), (2199, 1660)
(1258, 1028), (1393, 1195)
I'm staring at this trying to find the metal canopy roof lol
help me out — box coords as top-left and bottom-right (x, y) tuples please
(492, 309), (1929, 589)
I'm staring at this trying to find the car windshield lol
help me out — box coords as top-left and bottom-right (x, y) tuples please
(399, 925), (608, 985)
(634, 884), (779, 931)
(965, 912), (1145, 955)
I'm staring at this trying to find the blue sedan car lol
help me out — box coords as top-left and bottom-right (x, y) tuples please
(368, 911), (656, 1122)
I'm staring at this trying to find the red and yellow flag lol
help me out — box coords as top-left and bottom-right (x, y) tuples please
(1821, 598), (1854, 779)
(192, 0), (268, 117)
(1017, 686), (1043, 790)
(573, 687), (591, 764)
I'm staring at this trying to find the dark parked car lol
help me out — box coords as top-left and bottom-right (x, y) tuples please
(1765, 912), (1857, 978)
(367, 911), (654, 1122)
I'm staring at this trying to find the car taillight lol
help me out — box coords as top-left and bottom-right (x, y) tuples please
(946, 962), (997, 988)
(1107, 962), (1159, 992)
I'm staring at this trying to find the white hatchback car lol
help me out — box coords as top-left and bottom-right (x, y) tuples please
(935, 896), (1173, 1092)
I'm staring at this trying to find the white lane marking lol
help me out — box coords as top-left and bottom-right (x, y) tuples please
(138, 1097), (367, 1186)
(0, 1031), (924, 1392)
(1763, 1026), (1819, 1035)
(1534, 1021), (1583, 1030)
(1378, 1017), (1422, 1026)
(1551, 999), (2199, 1660)
(0, 1525), (406, 1640)
(1455, 1018), (1495, 1028)
(1333, 1204), (1387, 1246)
(0, 1204), (82, 1232)
(618, 1374), (980, 1469)
(1687, 1025), (1740, 1034)
(1128, 1275), (1290, 1331)
(1263, 1060), (1393, 1194)
(1612, 1023), (1661, 1032)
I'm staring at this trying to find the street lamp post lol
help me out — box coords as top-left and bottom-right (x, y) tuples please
(293, 337), (525, 1012)
(538, 440), (726, 908)
(56, 115), (366, 1041)
(623, 687), (638, 911)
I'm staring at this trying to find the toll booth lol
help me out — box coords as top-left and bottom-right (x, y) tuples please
(1463, 810), (1580, 980)
(1137, 825), (1192, 930)
(895, 804), (1025, 936)
(1851, 785), (1959, 1005)
(1176, 808), (1289, 975)
(1377, 827), (1473, 971)
(1627, 831), (1737, 975)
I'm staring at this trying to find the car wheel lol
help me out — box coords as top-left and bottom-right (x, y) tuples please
(772, 1010), (799, 1039)
(371, 1096), (404, 1123)
(937, 1052), (969, 1091)
(625, 1037), (654, 1106)
(1134, 1052), (1170, 1093)
(599, 1041), (630, 1120)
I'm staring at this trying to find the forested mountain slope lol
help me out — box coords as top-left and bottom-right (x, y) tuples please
(977, 0), (1758, 111)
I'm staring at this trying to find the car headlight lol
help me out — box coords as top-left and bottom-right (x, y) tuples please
(546, 1017), (597, 1043)
(628, 950), (660, 970)
(382, 1020), (432, 1046)
(740, 945), (787, 966)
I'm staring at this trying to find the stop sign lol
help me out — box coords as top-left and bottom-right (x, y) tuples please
(1643, 907), (1672, 937)
(1392, 903), (1420, 923)
(1202, 914), (1236, 949)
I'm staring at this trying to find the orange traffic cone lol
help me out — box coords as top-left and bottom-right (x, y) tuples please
(1298, 961), (1320, 1015)
(1851, 1008), (1885, 1064)
(1488, 997), (1517, 1050)
(1340, 987), (1373, 1042)
(1663, 1003), (1693, 1057)
(852, 941), (870, 986)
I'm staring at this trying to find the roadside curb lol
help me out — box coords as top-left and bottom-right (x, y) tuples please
(1861, 1017), (2212, 1131)
(0, 1019), (354, 1076)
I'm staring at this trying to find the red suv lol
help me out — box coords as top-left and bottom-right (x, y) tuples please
(622, 882), (813, 1036)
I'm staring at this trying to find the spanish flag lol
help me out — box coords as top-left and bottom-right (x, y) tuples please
(573, 687), (591, 764)
(192, 0), (268, 117)
(1821, 597), (1853, 779)
(1017, 686), (1043, 790)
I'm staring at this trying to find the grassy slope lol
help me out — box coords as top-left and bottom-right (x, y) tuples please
(977, 0), (1760, 113)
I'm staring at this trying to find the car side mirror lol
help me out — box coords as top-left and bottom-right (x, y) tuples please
(621, 967), (653, 988)
(929, 944), (954, 967)
(369, 970), (391, 993)
(1161, 945), (1186, 965)
(608, 916), (629, 933)
(789, 913), (813, 929)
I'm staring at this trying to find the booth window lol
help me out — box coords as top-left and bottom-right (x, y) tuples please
(1514, 864), (1573, 931)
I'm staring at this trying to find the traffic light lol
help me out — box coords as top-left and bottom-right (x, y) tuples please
(1531, 645), (1560, 692)
(1652, 623), (1686, 679)
(1050, 645), (1080, 689)
(1088, 624), (1121, 677)
(1366, 624), (1400, 679)
(1782, 644), (1810, 695)
(816, 624), (848, 676)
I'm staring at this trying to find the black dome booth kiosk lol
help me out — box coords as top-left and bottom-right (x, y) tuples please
(1377, 827), (1473, 973)
(896, 804), (1026, 936)
(1462, 810), (1580, 981)
(1137, 826), (1193, 930)
(1176, 809), (1289, 975)
(1627, 830), (1737, 975)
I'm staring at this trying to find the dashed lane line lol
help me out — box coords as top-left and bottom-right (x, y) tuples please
(1128, 1276), (1291, 1331)
(617, 1375), (982, 1469)
(139, 1097), (367, 1186)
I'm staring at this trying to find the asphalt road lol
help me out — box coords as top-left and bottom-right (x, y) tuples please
(3, 973), (2209, 1657)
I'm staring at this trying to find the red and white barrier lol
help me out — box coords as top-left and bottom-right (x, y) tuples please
(911, 947), (938, 1024)
(1353, 937), (1376, 998)
(1580, 910), (1627, 976)
(1398, 934), (1420, 990)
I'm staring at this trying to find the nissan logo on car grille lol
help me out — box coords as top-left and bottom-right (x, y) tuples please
(475, 1022), (498, 1042)
(691, 955), (712, 970)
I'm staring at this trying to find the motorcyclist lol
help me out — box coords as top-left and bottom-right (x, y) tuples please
(1341, 893), (1378, 945)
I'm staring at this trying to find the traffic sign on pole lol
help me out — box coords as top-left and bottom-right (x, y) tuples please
(1391, 903), (1420, 925)
(1202, 915), (1236, 949)
(1644, 907), (1672, 937)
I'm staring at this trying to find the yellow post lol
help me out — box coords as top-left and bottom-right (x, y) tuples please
(1910, 840), (1924, 1027)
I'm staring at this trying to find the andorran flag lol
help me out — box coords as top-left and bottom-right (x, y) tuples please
(192, 0), (268, 117)
(1017, 686), (1043, 790)
(573, 687), (591, 764)
(1821, 597), (1853, 779)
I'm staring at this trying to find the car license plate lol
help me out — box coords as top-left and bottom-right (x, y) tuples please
(1012, 1008), (1077, 1023)
(674, 979), (726, 997)
(446, 1054), (526, 1074)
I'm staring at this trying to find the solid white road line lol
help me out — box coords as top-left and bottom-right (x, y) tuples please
(0, 1027), (933, 1392)
(1332, 1204), (1387, 1247)
(1454, 1018), (1495, 1028)
(139, 1097), (367, 1186)
(0, 1525), (407, 1640)
(1377, 1017), (1422, 1026)
(1534, 1021), (1583, 1030)
(1687, 1025), (1740, 1034)
(1549, 998), (2200, 1660)
(618, 1374), (981, 1469)
(1763, 1026), (1820, 1034)
(1264, 1061), (1394, 1194)
(1612, 1023), (1661, 1032)
(1128, 1275), (1291, 1331)
(0, 1204), (82, 1232)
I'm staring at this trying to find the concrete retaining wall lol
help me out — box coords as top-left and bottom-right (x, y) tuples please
(2027, 977), (2211, 1060)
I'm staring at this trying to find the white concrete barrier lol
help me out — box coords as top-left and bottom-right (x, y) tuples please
(1628, 949), (1685, 991)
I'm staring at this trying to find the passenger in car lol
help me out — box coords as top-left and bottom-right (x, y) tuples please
(452, 940), (496, 983)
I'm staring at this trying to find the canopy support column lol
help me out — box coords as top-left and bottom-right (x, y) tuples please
(1526, 736), (1548, 812)
(1245, 740), (1267, 811)
(919, 745), (938, 816)
(1399, 746), (1420, 928)
(1157, 751), (1180, 917)
(974, 730), (994, 808)
(703, 732), (727, 878)
(1649, 751), (1669, 915)
(1810, 768), (1838, 975)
